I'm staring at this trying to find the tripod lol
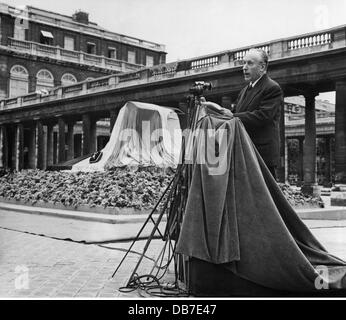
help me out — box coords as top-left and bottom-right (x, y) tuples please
(112, 84), (210, 297)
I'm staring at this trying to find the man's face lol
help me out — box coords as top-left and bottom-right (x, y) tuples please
(242, 51), (265, 83)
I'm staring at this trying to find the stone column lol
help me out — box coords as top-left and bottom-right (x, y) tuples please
(74, 134), (82, 158)
(42, 125), (48, 170)
(10, 126), (16, 169)
(331, 81), (346, 205)
(334, 81), (346, 185)
(0, 125), (7, 168)
(36, 121), (44, 169)
(284, 138), (288, 183)
(27, 125), (36, 169)
(110, 109), (119, 134)
(324, 136), (332, 187)
(301, 92), (320, 196)
(0, 126), (3, 168)
(90, 118), (97, 154)
(82, 114), (90, 156)
(15, 123), (24, 171)
(66, 121), (75, 161)
(3, 126), (8, 169)
(46, 124), (54, 168)
(82, 114), (97, 155)
(58, 117), (66, 163)
(298, 137), (304, 184)
(278, 101), (286, 183)
(52, 130), (57, 164)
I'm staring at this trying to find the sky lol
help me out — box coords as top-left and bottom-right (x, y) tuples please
(8, 0), (346, 102)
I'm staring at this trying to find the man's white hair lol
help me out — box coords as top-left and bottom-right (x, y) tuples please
(248, 48), (269, 69)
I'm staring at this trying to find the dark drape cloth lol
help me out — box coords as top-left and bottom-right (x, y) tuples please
(176, 115), (346, 292)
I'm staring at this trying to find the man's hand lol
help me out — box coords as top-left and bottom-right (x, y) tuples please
(200, 98), (233, 117)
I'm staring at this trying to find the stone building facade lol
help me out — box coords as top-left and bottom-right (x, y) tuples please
(0, 2), (166, 99)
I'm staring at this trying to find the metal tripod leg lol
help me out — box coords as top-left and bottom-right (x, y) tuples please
(111, 176), (174, 278)
(124, 166), (184, 286)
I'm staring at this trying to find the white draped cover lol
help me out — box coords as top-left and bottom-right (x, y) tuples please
(71, 101), (182, 172)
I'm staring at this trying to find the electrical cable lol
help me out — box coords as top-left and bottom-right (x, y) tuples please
(0, 226), (158, 263)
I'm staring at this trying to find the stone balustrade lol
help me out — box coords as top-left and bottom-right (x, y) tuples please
(233, 45), (271, 61)
(2, 24), (346, 112)
(288, 32), (331, 50)
(6, 38), (144, 72)
(191, 56), (220, 69)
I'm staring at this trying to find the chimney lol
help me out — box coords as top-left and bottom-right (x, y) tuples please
(72, 10), (89, 24)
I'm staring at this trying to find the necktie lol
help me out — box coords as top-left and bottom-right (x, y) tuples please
(244, 83), (252, 98)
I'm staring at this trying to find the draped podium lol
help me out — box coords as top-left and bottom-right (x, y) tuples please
(175, 113), (346, 296)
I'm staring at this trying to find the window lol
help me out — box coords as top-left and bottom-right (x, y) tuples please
(36, 69), (54, 91)
(86, 42), (96, 54)
(40, 30), (54, 45)
(61, 73), (77, 86)
(64, 36), (75, 51)
(9, 65), (28, 98)
(146, 55), (154, 67)
(108, 47), (116, 59)
(127, 51), (136, 64)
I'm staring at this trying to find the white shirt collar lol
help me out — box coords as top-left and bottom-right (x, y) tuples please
(250, 74), (265, 88)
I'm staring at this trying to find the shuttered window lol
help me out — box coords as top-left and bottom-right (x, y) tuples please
(127, 51), (136, 64)
(146, 55), (154, 67)
(64, 36), (75, 50)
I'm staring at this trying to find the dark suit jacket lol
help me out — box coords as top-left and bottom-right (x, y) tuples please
(233, 74), (283, 167)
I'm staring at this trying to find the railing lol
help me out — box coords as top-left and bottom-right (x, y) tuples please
(0, 3), (165, 52)
(286, 116), (336, 126)
(4, 98), (18, 105)
(233, 45), (270, 61)
(63, 83), (83, 94)
(288, 32), (331, 50)
(60, 48), (79, 60)
(191, 56), (219, 69)
(83, 53), (102, 64)
(22, 93), (39, 102)
(2, 24), (346, 112)
(119, 72), (141, 83)
(6, 38), (144, 72)
(150, 62), (178, 77)
(36, 43), (57, 55)
(9, 38), (31, 50)
(87, 78), (110, 89)
(104, 58), (122, 68)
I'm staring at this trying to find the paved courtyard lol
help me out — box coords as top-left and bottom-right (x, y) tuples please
(0, 227), (175, 298)
(1, 206), (346, 298)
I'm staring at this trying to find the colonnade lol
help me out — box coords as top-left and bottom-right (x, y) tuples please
(0, 109), (118, 170)
(0, 82), (346, 196)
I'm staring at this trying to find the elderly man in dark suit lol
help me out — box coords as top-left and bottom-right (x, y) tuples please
(202, 48), (283, 179)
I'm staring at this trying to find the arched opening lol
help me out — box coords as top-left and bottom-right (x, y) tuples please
(61, 73), (77, 86)
(9, 65), (29, 98)
(36, 69), (54, 92)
